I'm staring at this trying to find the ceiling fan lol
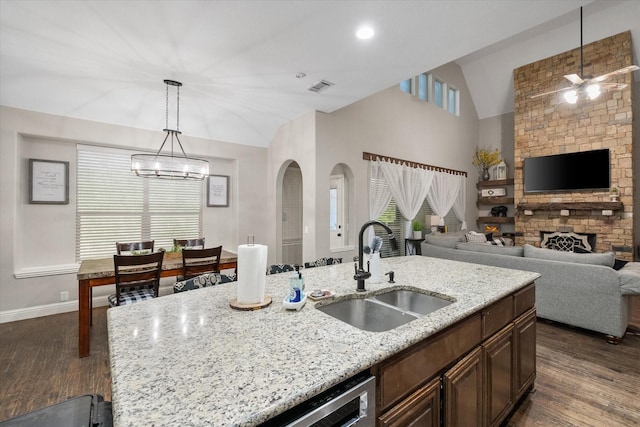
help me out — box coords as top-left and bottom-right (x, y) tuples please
(530, 7), (639, 102)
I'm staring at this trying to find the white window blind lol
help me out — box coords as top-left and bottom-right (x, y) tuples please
(76, 145), (202, 260)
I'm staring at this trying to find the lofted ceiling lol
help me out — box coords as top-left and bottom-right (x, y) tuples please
(1, 0), (638, 148)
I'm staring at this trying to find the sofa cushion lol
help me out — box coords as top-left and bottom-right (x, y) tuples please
(424, 232), (466, 249)
(523, 244), (615, 267)
(456, 242), (524, 257)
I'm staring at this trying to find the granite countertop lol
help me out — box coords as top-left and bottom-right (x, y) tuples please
(107, 256), (540, 427)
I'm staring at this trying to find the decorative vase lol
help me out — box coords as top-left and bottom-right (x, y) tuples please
(482, 168), (490, 181)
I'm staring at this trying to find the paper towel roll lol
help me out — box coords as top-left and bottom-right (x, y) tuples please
(237, 244), (268, 304)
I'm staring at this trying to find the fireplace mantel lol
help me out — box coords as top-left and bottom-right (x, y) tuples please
(516, 201), (623, 212)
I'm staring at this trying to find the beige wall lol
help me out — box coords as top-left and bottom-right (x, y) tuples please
(271, 62), (482, 264)
(0, 106), (268, 319)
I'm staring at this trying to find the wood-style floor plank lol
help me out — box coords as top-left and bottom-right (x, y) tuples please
(1, 308), (639, 425)
(0, 307), (111, 421)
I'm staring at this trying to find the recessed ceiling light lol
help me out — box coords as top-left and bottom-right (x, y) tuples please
(356, 25), (374, 40)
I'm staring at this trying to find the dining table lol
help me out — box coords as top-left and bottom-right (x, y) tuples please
(76, 249), (237, 358)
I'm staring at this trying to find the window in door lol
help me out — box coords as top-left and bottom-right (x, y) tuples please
(329, 174), (345, 249)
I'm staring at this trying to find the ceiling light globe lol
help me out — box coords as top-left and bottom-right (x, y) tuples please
(586, 84), (601, 100)
(564, 90), (578, 104)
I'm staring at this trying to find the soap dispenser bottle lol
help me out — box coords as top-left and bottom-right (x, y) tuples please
(289, 267), (304, 303)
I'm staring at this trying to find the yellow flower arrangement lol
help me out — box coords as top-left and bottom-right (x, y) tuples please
(472, 148), (502, 170)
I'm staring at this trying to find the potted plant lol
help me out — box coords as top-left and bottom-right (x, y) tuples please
(609, 187), (619, 202)
(472, 148), (502, 181)
(412, 220), (423, 239)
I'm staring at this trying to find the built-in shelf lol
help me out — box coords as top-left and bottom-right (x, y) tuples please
(477, 197), (514, 207)
(478, 216), (515, 224)
(476, 179), (514, 189)
(516, 202), (623, 212)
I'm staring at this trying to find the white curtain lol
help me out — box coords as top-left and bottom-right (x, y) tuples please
(452, 174), (467, 230)
(379, 160), (434, 235)
(368, 161), (393, 242)
(426, 172), (461, 226)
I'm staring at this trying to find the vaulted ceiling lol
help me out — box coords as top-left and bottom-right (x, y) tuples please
(1, 1), (638, 148)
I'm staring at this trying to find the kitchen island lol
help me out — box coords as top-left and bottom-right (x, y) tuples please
(107, 255), (540, 426)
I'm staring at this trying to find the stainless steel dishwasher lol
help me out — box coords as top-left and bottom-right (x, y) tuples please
(261, 371), (375, 427)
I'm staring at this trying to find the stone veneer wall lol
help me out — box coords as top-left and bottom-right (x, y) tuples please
(513, 31), (635, 261)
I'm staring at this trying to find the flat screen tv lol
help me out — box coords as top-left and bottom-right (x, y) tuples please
(523, 149), (610, 193)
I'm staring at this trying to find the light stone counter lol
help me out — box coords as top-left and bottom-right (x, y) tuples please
(107, 256), (540, 426)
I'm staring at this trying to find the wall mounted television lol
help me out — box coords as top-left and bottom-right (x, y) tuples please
(523, 149), (610, 193)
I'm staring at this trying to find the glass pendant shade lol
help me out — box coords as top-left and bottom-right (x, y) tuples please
(131, 80), (209, 180)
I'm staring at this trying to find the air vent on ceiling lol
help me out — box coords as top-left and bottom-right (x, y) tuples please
(308, 80), (334, 93)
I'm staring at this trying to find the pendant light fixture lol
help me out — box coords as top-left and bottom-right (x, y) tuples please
(131, 80), (209, 180)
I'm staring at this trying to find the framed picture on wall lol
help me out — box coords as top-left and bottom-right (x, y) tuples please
(207, 175), (229, 207)
(29, 159), (69, 204)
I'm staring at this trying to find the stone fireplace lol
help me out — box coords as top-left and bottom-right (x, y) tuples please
(512, 31), (635, 261)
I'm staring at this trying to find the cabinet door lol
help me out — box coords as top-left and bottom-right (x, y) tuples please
(443, 346), (483, 427)
(514, 308), (537, 399)
(483, 323), (514, 427)
(378, 377), (440, 427)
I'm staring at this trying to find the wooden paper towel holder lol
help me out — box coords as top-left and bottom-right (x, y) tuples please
(229, 295), (272, 311)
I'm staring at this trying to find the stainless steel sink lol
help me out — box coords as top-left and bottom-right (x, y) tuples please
(316, 289), (454, 332)
(372, 289), (452, 316)
(317, 298), (420, 332)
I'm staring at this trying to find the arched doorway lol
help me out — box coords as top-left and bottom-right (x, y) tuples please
(279, 161), (303, 265)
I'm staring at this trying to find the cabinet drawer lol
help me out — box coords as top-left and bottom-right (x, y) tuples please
(376, 314), (481, 412)
(482, 296), (514, 339)
(514, 283), (535, 317)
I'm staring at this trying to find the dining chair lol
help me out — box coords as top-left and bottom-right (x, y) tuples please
(173, 271), (236, 293)
(182, 246), (222, 280)
(116, 240), (154, 255)
(108, 251), (164, 307)
(304, 257), (342, 268)
(173, 238), (205, 249)
(266, 264), (298, 275)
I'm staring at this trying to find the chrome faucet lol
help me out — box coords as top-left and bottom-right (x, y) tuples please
(354, 220), (399, 292)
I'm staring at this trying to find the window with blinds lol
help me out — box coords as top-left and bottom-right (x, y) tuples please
(76, 145), (202, 260)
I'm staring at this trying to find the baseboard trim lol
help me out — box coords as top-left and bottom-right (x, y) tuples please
(0, 284), (175, 323)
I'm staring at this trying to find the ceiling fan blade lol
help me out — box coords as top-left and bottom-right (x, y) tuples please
(530, 86), (574, 99)
(590, 65), (640, 83)
(598, 82), (628, 90)
(564, 74), (584, 84)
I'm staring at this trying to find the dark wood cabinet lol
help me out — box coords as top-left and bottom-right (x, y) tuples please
(444, 347), (484, 427)
(483, 323), (515, 427)
(514, 308), (537, 399)
(378, 377), (440, 427)
(374, 285), (536, 427)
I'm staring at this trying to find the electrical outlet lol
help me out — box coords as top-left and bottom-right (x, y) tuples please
(60, 291), (69, 302)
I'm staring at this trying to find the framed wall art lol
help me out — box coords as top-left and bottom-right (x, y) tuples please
(29, 159), (69, 204)
(207, 175), (229, 207)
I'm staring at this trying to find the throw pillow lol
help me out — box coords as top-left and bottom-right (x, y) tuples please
(465, 231), (488, 244)
(523, 244), (615, 267)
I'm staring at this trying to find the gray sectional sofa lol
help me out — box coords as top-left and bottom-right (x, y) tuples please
(421, 234), (640, 342)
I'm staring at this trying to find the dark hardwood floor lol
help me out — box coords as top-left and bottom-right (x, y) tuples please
(1, 308), (639, 425)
